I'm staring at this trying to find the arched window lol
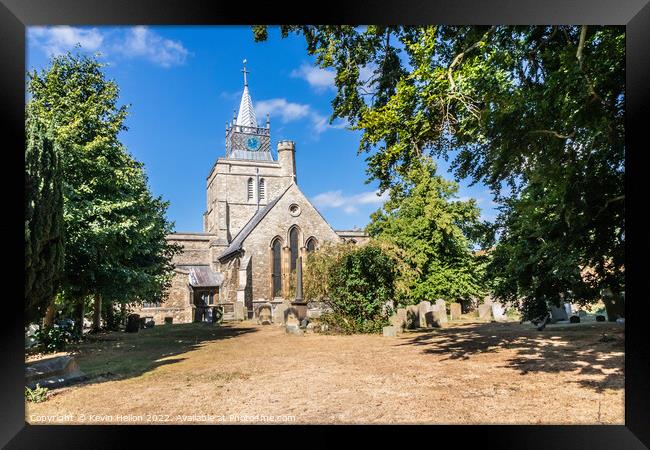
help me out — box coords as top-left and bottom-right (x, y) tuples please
(306, 237), (317, 252)
(247, 178), (254, 201)
(289, 226), (300, 272)
(259, 178), (265, 201)
(271, 237), (282, 297)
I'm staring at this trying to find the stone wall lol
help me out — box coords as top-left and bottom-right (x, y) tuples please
(131, 268), (194, 325)
(240, 182), (342, 302)
(167, 233), (213, 266)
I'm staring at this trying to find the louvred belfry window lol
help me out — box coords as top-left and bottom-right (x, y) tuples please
(247, 178), (254, 200)
(259, 178), (265, 200)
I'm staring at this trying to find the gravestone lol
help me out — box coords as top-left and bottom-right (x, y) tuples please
(125, 314), (140, 333)
(424, 311), (439, 327)
(418, 301), (432, 328)
(25, 355), (87, 389)
(432, 307), (447, 326)
(492, 303), (507, 322)
(284, 307), (301, 327)
(273, 303), (288, 324)
(383, 326), (398, 337)
(389, 308), (407, 331)
(435, 299), (446, 314)
(450, 303), (462, 320)
(477, 304), (492, 321)
(550, 304), (569, 322)
(257, 304), (273, 325)
(406, 305), (419, 329)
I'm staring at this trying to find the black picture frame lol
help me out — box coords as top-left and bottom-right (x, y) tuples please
(2, 0), (648, 447)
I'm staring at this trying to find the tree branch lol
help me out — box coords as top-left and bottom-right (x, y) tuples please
(448, 26), (496, 91)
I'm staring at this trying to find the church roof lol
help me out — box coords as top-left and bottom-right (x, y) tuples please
(218, 183), (292, 261)
(179, 265), (224, 287)
(235, 85), (257, 127)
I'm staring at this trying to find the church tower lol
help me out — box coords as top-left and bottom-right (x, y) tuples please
(204, 61), (297, 253)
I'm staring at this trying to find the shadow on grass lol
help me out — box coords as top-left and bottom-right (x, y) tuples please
(398, 322), (624, 393)
(64, 323), (257, 387)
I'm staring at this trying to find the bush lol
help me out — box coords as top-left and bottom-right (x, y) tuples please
(33, 322), (76, 352)
(25, 384), (49, 403)
(322, 244), (396, 334)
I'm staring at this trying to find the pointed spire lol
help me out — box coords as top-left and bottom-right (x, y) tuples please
(236, 59), (257, 128)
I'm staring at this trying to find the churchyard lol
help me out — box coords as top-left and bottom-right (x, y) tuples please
(26, 318), (624, 425)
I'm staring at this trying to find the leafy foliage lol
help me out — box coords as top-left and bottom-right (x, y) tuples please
(254, 26), (625, 319)
(367, 158), (488, 305)
(25, 109), (65, 325)
(318, 244), (396, 334)
(25, 384), (49, 403)
(33, 322), (76, 353)
(26, 52), (181, 328)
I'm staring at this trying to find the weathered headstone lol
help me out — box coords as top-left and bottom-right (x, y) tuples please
(477, 304), (492, 321)
(383, 326), (398, 337)
(450, 303), (462, 321)
(126, 314), (140, 333)
(389, 308), (407, 331)
(284, 307), (301, 327)
(550, 304), (568, 322)
(406, 305), (419, 329)
(418, 301), (432, 328)
(492, 303), (507, 322)
(257, 304), (273, 325)
(432, 308), (447, 326)
(435, 299), (446, 314)
(424, 311), (439, 327)
(273, 303), (288, 324)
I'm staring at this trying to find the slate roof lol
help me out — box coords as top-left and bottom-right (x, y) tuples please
(236, 85), (257, 128)
(178, 265), (224, 287)
(218, 183), (292, 262)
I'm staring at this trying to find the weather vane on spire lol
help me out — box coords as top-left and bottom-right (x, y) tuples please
(242, 59), (249, 87)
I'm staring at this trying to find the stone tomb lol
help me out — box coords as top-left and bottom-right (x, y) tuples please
(25, 355), (87, 390)
(449, 302), (462, 320)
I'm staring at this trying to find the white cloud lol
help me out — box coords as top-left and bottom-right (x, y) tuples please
(118, 26), (189, 67)
(28, 26), (189, 68)
(29, 26), (104, 56)
(312, 189), (389, 215)
(255, 98), (346, 135)
(290, 63), (335, 92)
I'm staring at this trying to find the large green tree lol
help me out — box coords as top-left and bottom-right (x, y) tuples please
(27, 52), (180, 331)
(367, 158), (487, 305)
(25, 108), (65, 326)
(254, 26), (624, 320)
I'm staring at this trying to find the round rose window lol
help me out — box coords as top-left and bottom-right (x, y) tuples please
(289, 204), (301, 217)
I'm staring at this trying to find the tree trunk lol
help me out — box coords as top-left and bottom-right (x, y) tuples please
(73, 296), (85, 336)
(105, 299), (115, 330)
(92, 293), (102, 332)
(43, 301), (57, 328)
(602, 288), (624, 322)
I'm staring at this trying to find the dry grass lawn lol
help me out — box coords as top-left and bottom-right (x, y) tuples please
(25, 320), (624, 424)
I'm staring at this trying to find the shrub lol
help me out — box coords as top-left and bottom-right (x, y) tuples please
(33, 322), (76, 353)
(25, 384), (49, 403)
(321, 244), (396, 334)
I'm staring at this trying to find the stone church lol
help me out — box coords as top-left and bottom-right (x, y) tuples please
(132, 65), (368, 325)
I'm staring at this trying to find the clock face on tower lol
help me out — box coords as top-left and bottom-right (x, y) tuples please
(246, 136), (261, 151)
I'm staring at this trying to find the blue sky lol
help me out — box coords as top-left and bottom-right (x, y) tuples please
(26, 26), (497, 232)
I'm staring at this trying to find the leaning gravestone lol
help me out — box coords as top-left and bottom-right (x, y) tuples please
(257, 304), (273, 325)
(25, 355), (87, 389)
(492, 303), (507, 322)
(477, 304), (492, 321)
(450, 303), (462, 321)
(418, 301), (432, 328)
